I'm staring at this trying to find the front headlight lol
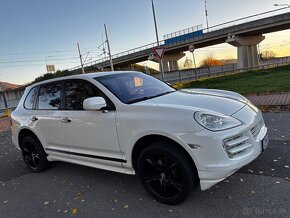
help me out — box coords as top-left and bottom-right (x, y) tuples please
(194, 111), (242, 131)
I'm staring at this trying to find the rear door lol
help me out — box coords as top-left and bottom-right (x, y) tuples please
(33, 81), (67, 158)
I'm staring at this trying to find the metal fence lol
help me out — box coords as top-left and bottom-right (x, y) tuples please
(152, 59), (290, 84)
(1, 58), (289, 116)
(0, 89), (25, 116)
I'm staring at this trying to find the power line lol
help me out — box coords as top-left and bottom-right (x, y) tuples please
(0, 47), (100, 56)
(0, 61), (80, 68)
(0, 46), (104, 67)
(0, 57), (80, 64)
(0, 56), (80, 62)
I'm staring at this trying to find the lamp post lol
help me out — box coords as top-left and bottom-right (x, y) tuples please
(151, 0), (164, 80)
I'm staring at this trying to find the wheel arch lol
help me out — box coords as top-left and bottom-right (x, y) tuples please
(131, 134), (198, 174)
(18, 128), (41, 149)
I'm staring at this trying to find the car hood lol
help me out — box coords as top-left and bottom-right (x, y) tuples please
(149, 88), (248, 115)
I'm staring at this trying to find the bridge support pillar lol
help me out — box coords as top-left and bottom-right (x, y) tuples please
(160, 52), (185, 72)
(161, 60), (170, 72)
(169, 60), (179, 71)
(227, 35), (265, 69)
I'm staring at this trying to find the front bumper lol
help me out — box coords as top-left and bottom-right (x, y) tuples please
(173, 105), (267, 190)
(200, 123), (267, 190)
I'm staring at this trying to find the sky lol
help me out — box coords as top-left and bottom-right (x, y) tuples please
(0, 0), (289, 85)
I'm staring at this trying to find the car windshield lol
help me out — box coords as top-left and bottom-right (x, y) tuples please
(95, 72), (175, 104)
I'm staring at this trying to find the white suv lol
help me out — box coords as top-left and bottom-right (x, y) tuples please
(11, 71), (268, 205)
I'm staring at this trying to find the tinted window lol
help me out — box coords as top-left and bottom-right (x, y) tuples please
(95, 73), (175, 104)
(64, 80), (102, 110)
(24, 86), (39, 109)
(37, 82), (61, 110)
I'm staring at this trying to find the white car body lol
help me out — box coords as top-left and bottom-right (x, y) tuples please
(11, 71), (268, 191)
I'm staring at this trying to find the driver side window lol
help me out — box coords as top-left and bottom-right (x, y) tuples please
(64, 80), (102, 110)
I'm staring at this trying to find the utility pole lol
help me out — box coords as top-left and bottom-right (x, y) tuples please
(151, 0), (164, 80)
(151, 0), (160, 45)
(104, 23), (114, 71)
(77, 42), (85, 74)
(204, 0), (209, 32)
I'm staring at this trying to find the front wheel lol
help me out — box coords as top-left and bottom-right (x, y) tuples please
(137, 142), (198, 205)
(21, 136), (50, 172)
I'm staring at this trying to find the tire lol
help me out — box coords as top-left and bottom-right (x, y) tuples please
(137, 142), (198, 205)
(21, 135), (50, 172)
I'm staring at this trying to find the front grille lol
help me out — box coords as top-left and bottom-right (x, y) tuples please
(223, 119), (264, 159)
(223, 135), (252, 159)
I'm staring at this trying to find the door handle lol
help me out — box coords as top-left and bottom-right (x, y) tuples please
(31, 116), (38, 121)
(61, 117), (71, 123)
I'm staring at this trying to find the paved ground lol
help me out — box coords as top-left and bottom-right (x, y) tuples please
(247, 92), (290, 106)
(0, 113), (289, 218)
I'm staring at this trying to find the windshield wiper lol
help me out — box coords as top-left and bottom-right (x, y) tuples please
(127, 90), (176, 104)
(152, 90), (176, 98)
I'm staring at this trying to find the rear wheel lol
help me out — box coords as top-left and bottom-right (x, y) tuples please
(21, 136), (50, 172)
(137, 142), (198, 205)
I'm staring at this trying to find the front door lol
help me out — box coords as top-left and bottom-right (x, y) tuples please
(61, 79), (124, 168)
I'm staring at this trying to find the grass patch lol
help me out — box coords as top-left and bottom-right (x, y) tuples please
(174, 64), (290, 95)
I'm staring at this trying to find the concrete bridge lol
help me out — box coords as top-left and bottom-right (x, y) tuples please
(71, 7), (290, 72)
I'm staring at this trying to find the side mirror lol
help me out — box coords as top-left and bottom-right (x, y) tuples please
(83, 97), (107, 111)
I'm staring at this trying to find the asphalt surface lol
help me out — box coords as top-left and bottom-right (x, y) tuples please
(0, 112), (289, 218)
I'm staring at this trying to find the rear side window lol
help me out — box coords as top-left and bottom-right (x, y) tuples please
(64, 80), (102, 110)
(24, 86), (39, 109)
(37, 82), (61, 110)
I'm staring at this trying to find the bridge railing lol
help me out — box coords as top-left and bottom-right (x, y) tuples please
(111, 41), (160, 58)
(207, 6), (290, 32)
(70, 41), (164, 71)
(163, 24), (203, 40)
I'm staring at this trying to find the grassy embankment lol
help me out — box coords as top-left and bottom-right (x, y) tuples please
(174, 64), (290, 95)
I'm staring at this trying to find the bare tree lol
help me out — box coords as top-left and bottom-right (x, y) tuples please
(200, 53), (224, 67)
(180, 57), (193, 70)
(260, 50), (277, 60)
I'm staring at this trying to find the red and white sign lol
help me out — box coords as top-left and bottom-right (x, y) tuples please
(152, 47), (166, 61)
(188, 44), (195, 52)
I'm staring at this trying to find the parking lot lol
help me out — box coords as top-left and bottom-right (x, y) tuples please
(0, 112), (289, 218)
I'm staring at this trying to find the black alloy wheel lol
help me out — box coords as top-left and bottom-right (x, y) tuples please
(21, 136), (50, 172)
(137, 142), (198, 205)
(22, 143), (40, 170)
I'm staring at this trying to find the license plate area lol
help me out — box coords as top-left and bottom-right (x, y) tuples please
(262, 133), (269, 151)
